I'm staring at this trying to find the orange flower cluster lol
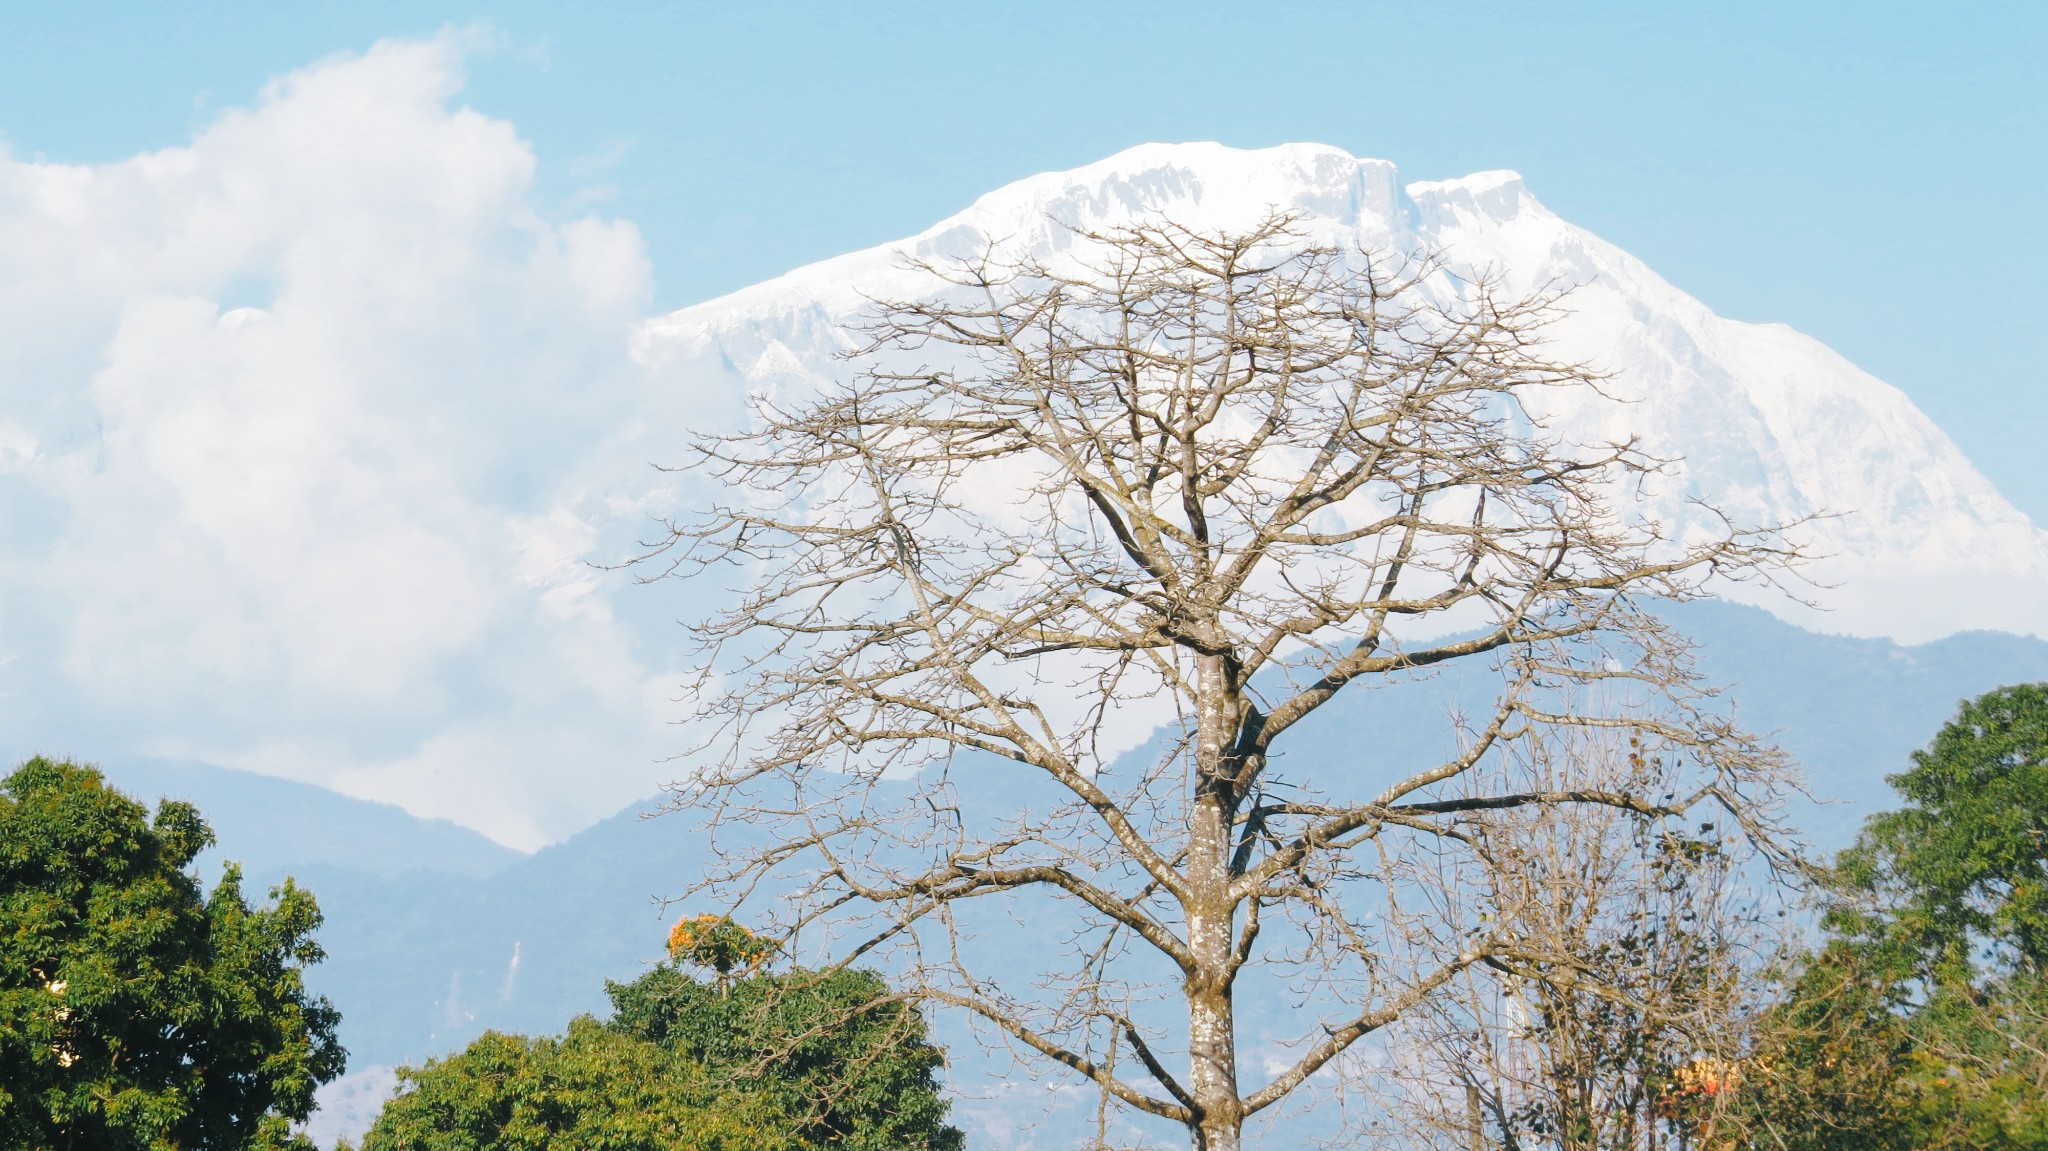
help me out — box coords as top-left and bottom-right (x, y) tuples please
(1662, 1055), (1772, 1105)
(666, 914), (740, 958)
(1655, 1056), (1771, 1150)
(665, 913), (772, 980)
(1672, 1057), (1744, 1098)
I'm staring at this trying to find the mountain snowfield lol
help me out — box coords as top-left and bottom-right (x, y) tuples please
(634, 141), (2048, 644)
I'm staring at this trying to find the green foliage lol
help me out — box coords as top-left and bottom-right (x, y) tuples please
(1737, 929), (2048, 1151)
(0, 756), (344, 1150)
(1740, 941), (1927, 1151)
(1845, 683), (2048, 975)
(361, 958), (962, 1151)
(356, 1018), (786, 1151)
(1899, 975), (2048, 1151)
(607, 963), (962, 1151)
(1737, 686), (2048, 1151)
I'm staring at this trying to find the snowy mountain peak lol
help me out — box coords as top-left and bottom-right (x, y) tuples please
(1409, 169), (1537, 225)
(637, 142), (2048, 643)
(961, 141), (1406, 231)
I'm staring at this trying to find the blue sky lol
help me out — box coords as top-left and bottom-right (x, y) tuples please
(4, 1), (2043, 518)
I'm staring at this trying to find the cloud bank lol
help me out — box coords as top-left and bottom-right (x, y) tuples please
(0, 36), (680, 849)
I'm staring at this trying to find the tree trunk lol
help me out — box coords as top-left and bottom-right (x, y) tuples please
(1467, 1083), (1486, 1151)
(1187, 877), (1241, 1151)
(1188, 652), (1242, 1151)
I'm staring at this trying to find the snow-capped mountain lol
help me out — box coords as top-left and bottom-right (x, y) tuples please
(632, 142), (2048, 643)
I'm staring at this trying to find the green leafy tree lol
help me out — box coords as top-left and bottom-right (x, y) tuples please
(1739, 940), (1927, 1151)
(360, 944), (962, 1151)
(1739, 686), (2048, 1151)
(356, 1018), (787, 1151)
(1753, 972), (2048, 1151)
(1901, 974), (2048, 1151)
(0, 757), (344, 1151)
(1844, 683), (2048, 976)
(665, 914), (773, 993)
(607, 963), (962, 1151)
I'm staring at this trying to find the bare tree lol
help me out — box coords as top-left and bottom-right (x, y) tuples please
(639, 215), (1802, 1151)
(1360, 728), (1780, 1151)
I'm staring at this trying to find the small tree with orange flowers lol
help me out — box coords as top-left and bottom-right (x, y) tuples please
(624, 919), (961, 1151)
(668, 914), (774, 995)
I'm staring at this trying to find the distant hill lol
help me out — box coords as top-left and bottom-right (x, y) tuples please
(1667, 601), (2048, 843)
(94, 758), (521, 883)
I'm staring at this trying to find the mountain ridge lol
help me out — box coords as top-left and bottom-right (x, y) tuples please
(93, 758), (523, 879)
(630, 141), (2048, 643)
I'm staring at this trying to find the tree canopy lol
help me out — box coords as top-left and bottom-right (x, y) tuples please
(360, 942), (961, 1151)
(1739, 685), (2048, 1151)
(0, 756), (344, 1151)
(355, 1018), (785, 1151)
(1844, 683), (2048, 975)
(608, 963), (961, 1151)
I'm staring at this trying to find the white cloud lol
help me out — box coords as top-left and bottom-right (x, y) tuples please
(0, 35), (685, 849)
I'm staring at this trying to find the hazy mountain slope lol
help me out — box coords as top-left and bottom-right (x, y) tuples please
(95, 757), (520, 881)
(1668, 602), (2048, 843)
(290, 800), (689, 1062)
(629, 142), (2048, 643)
